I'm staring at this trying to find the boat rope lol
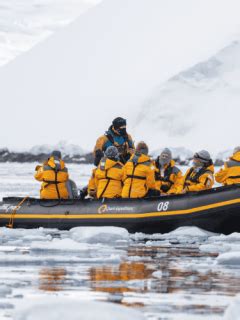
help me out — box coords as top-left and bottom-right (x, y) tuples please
(7, 196), (29, 229)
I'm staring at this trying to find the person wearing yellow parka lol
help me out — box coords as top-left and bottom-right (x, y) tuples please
(154, 148), (183, 194)
(122, 142), (156, 198)
(88, 168), (97, 198)
(183, 150), (215, 193)
(35, 150), (70, 199)
(95, 146), (124, 199)
(93, 117), (135, 166)
(215, 147), (240, 185)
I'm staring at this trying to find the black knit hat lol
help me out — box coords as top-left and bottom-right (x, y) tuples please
(51, 150), (62, 159)
(112, 117), (126, 129)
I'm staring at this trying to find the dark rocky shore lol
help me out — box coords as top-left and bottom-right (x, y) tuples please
(0, 148), (224, 166)
(0, 148), (94, 164)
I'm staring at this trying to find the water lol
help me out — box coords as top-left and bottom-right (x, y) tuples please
(0, 163), (240, 319)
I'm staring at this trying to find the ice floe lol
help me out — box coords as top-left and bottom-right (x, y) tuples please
(13, 298), (145, 320)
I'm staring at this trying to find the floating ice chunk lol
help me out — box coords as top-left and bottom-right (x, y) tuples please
(166, 226), (215, 238)
(152, 271), (163, 279)
(70, 227), (129, 245)
(217, 252), (240, 265)
(199, 244), (231, 254)
(224, 295), (240, 320)
(30, 238), (90, 252)
(14, 298), (145, 320)
(0, 285), (12, 297)
(209, 232), (240, 243)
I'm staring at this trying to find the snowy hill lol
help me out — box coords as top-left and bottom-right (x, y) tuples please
(29, 140), (86, 156)
(0, 0), (100, 66)
(133, 40), (240, 155)
(0, 0), (240, 152)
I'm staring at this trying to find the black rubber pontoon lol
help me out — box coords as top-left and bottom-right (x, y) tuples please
(0, 185), (240, 234)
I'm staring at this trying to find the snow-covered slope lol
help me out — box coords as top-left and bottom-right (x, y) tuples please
(29, 140), (86, 156)
(0, 0), (240, 151)
(0, 0), (101, 66)
(133, 40), (240, 155)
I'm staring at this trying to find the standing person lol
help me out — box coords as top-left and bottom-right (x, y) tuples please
(215, 147), (240, 185)
(93, 117), (135, 165)
(35, 150), (72, 199)
(95, 146), (124, 199)
(183, 150), (214, 192)
(122, 142), (156, 198)
(154, 148), (183, 194)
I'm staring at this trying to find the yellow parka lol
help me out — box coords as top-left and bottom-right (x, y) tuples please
(215, 151), (240, 185)
(35, 157), (69, 199)
(183, 164), (215, 192)
(95, 158), (124, 199)
(154, 160), (184, 194)
(88, 168), (97, 197)
(122, 153), (156, 198)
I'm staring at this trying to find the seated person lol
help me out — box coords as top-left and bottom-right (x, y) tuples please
(122, 141), (156, 198)
(182, 150), (214, 192)
(35, 150), (74, 199)
(95, 146), (124, 199)
(215, 146), (240, 185)
(154, 148), (183, 194)
(88, 168), (97, 198)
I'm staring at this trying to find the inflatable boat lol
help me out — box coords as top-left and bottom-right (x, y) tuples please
(0, 185), (240, 234)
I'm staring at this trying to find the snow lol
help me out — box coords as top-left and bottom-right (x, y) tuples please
(134, 40), (240, 154)
(0, 0), (101, 66)
(1, 0), (240, 150)
(217, 252), (240, 266)
(13, 298), (145, 320)
(224, 295), (240, 320)
(70, 226), (129, 244)
(29, 140), (86, 156)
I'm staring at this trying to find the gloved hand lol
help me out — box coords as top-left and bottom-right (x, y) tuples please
(160, 184), (170, 193)
(89, 189), (96, 198)
(80, 186), (88, 200)
(94, 149), (104, 166)
(146, 189), (161, 198)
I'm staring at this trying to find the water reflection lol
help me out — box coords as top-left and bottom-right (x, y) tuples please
(39, 268), (67, 292)
(90, 262), (153, 293)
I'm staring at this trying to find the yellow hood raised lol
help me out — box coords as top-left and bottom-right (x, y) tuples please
(232, 151), (240, 162)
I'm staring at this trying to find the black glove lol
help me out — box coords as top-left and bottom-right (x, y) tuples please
(146, 189), (161, 198)
(94, 149), (104, 166)
(80, 186), (88, 200)
(160, 184), (170, 193)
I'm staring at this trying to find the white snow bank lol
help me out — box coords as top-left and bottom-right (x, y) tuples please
(135, 40), (240, 154)
(1, 0), (240, 150)
(217, 252), (240, 266)
(14, 298), (145, 320)
(224, 295), (240, 320)
(29, 140), (86, 156)
(70, 227), (129, 244)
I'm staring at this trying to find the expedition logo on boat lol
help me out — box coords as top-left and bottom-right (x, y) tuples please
(98, 205), (134, 214)
(0, 204), (21, 213)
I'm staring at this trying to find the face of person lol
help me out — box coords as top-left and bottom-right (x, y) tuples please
(115, 125), (127, 136)
(159, 154), (170, 166)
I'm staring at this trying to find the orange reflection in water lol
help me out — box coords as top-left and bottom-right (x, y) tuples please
(90, 262), (153, 293)
(39, 268), (67, 292)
